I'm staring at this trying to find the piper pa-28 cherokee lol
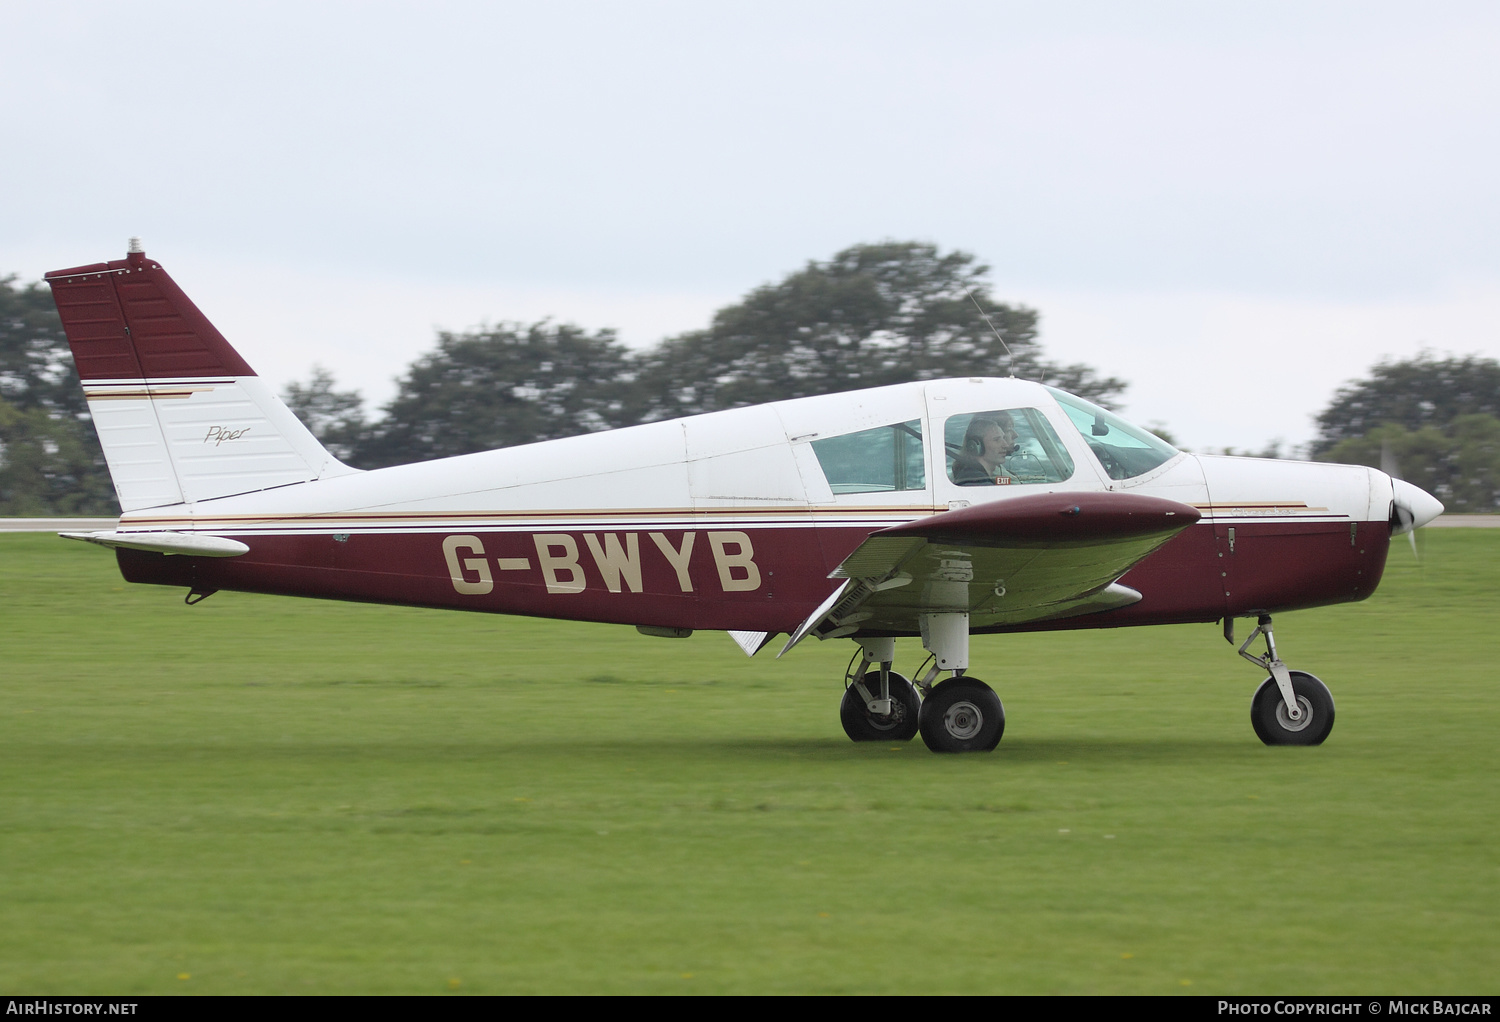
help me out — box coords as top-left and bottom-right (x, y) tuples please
(45, 243), (1445, 752)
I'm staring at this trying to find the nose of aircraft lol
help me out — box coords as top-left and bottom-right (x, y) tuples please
(1390, 477), (1445, 533)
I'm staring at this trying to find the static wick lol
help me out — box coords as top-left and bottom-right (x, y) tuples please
(965, 289), (1014, 378)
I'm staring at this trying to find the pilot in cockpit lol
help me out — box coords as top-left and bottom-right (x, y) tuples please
(952, 412), (1021, 485)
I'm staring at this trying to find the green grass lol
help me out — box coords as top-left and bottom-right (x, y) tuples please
(1, 531), (1496, 994)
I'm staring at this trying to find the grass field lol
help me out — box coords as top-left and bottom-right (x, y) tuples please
(1, 531), (1496, 995)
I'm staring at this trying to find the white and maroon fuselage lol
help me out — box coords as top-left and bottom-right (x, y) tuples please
(107, 380), (1398, 637)
(46, 249), (1421, 645)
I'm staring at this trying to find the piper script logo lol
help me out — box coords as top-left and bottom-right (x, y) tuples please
(443, 532), (761, 596)
(204, 425), (252, 445)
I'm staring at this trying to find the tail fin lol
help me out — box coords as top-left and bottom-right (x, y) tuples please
(45, 242), (357, 512)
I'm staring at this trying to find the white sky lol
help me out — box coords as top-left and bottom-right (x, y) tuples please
(3, 1), (1498, 452)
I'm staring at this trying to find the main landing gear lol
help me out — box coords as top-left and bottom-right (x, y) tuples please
(841, 617), (1005, 753)
(840, 641), (920, 742)
(918, 676), (1005, 753)
(1228, 614), (1335, 746)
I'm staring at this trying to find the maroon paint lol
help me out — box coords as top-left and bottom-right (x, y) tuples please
(113, 518), (1392, 637)
(876, 491), (1201, 544)
(44, 272), (144, 382)
(45, 251), (256, 381)
(1011, 520), (1390, 634)
(118, 527), (833, 633)
(1217, 519), (1390, 617)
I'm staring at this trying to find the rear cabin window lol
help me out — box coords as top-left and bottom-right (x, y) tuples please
(1048, 388), (1177, 481)
(810, 420), (926, 494)
(944, 408), (1075, 486)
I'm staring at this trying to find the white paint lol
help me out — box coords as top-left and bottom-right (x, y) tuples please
(82, 375), (355, 511)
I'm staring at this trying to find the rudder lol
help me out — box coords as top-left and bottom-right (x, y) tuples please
(46, 241), (357, 511)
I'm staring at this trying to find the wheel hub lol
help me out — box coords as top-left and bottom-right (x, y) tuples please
(943, 700), (984, 740)
(1275, 695), (1314, 733)
(867, 704), (907, 731)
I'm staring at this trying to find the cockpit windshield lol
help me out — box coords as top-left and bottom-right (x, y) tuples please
(1047, 388), (1178, 481)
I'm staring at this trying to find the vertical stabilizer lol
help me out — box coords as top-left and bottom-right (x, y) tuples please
(45, 244), (357, 511)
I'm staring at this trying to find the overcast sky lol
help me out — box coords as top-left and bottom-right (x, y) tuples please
(4, 1), (1498, 452)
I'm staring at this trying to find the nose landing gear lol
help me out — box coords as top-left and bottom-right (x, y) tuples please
(1228, 614), (1336, 746)
(1250, 671), (1334, 745)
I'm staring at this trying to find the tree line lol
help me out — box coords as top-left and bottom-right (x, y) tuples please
(284, 242), (1124, 468)
(4, 241), (1499, 514)
(0, 274), (116, 514)
(1310, 353), (1500, 514)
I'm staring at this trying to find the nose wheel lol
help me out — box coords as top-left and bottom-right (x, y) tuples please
(1251, 671), (1334, 746)
(1228, 614), (1336, 746)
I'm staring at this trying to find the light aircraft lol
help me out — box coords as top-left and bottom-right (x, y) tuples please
(45, 243), (1445, 752)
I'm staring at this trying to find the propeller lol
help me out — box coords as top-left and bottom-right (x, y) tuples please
(1383, 441), (1445, 560)
(1381, 442), (1418, 559)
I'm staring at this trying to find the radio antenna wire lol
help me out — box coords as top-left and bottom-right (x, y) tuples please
(965, 288), (1016, 378)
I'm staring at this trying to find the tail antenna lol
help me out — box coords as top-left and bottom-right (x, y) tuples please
(965, 288), (1015, 378)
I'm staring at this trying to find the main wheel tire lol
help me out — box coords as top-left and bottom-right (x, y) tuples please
(840, 671), (921, 742)
(1251, 671), (1335, 746)
(918, 677), (1005, 753)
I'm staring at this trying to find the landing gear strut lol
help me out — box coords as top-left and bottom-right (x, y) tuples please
(1229, 614), (1335, 746)
(840, 639), (920, 742)
(840, 615), (1006, 753)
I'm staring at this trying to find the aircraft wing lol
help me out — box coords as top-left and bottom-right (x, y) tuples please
(781, 492), (1200, 653)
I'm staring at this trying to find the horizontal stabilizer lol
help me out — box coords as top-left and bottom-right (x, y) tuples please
(58, 531), (250, 558)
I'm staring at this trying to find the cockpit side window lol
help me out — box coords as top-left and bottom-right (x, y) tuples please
(810, 419), (926, 494)
(943, 408), (1075, 486)
(1047, 388), (1178, 481)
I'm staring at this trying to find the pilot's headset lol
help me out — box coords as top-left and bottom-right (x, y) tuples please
(963, 418), (992, 455)
(964, 416), (1018, 456)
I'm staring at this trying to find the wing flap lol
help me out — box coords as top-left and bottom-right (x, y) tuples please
(828, 536), (926, 579)
(783, 492), (1197, 650)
